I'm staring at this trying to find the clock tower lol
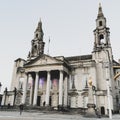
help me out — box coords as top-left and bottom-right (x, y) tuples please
(93, 3), (111, 52)
(92, 4), (113, 90)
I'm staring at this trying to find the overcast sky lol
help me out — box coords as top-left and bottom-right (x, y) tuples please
(0, 0), (120, 93)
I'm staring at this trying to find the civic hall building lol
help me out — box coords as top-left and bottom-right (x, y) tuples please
(2, 5), (120, 115)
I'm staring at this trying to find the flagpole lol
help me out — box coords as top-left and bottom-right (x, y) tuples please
(47, 37), (50, 55)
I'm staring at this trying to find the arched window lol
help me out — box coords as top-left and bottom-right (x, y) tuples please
(36, 34), (38, 38)
(99, 34), (105, 45)
(19, 78), (24, 90)
(34, 45), (37, 49)
(99, 21), (102, 26)
(101, 106), (105, 115)
(99, 34), (104, 40)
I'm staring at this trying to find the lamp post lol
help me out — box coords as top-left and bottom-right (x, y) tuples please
(106, 79), (112, 119)
(13, 87), (17, 106)
(105, 61), (112, 119)
(103, 49), (112, 119)
(0, 82), (2, 92)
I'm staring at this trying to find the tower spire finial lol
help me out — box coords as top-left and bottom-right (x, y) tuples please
(99, 3), (101, 8)
(39, 18), (42, 24)
(35, 18), (43, 33)
(40, 17), (41, 22)
(98, 3), (104, 18)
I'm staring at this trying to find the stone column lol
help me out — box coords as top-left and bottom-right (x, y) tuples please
(1, 94), (5, 106)
(59, 70), (63, 107)
(29, 74), (33, 105)
(45, 71), (50, 106)
(33, 72), (39, 106)
(64, 76), (68, 107)
(69, 75), (72, 89)
(22, 74), (28, 104)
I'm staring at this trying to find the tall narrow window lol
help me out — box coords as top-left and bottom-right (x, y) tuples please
(36, 34), (38, 38)
(99, 21), (102, 26)
(99, 34), (105, 45)
(99, 34), (104, 40)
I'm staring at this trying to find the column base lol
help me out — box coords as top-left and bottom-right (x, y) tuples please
(33, 104), (37, 107)
(58, 105), (63, 111)
(45, 104), (49, 107)
(45, 105), (51, 110)
(85, 104), (100, 118)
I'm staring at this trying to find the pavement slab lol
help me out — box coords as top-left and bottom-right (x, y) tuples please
(0, 111), (120, 120)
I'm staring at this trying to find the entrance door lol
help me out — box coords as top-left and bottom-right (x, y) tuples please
(49, 96), (52, 106)
(37, 96), (41, 106)
(101, 106), (105, 115)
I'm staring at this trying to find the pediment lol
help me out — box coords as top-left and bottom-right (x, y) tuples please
(25, 54), (63, 67)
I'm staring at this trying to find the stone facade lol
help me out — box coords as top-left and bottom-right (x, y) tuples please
(2, 4), (120, 115)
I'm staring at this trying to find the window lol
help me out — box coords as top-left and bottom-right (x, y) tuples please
(99, 34), (105, 45)
(99, 34), (104, 40)
(34, 45), (37, 49)
(36, 34), (38, 38)
(99, 21), (102, 26)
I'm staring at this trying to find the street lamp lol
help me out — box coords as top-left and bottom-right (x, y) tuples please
(0, 82), (2, 92)
(103, 49), (112, 119)
(104, 61), (112, 119)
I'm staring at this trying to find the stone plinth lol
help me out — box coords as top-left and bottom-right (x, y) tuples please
(85, 103), (97, 117)
(85, 86), (98, 118)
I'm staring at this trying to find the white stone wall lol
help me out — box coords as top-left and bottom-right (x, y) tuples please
(10, 59), (25, 91)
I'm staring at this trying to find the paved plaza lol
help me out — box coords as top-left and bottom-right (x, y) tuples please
(0, 111), (120, 120)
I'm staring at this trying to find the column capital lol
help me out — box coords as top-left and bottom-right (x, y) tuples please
(24, 72), (27, 75)
(35, 72), (39, 76)
(28, 74), (32, 77)
(59, 70), (64, 73)
(47, 70), (51, 73)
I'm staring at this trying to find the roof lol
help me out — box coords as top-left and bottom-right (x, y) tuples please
(24, 54), (65, 66)
(65, 54), (92, 61)
(14, 58), (26, 62)
(113, 60), (120, 66)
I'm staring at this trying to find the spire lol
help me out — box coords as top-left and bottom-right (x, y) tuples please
(97, 3), (104, 18)
(35, 18), (43, 33)
(93, 4), (111, 52)
(27, 19), (45, 60)
(34, 18), (44, 41)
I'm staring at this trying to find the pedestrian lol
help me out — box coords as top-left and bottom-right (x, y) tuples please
(19, 103), (24, 115)
(95, 108), (101, 118)
(7, 103), (10, 109)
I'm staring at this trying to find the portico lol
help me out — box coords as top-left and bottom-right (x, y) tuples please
(21, 66), (69, 108)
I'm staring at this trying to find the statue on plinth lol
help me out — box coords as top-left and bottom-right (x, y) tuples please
(85, 77), (98, 118)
